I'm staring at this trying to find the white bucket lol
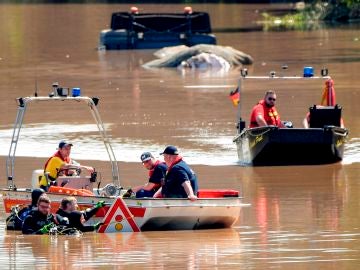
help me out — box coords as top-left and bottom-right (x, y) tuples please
(31, 169), (43, 189)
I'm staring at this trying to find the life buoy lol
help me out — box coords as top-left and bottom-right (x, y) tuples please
(48, 186), (94, 196)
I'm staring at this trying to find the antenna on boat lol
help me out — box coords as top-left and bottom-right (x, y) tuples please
(34, 78), (38, 97)
(240, 68), (248, 78)
(281, 64), (288, 77)
(236, 69), (248, 133)
(321, 67), (329, 77)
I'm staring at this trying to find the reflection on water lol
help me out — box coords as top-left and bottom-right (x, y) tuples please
(1, 225), (360, 268)
(342, 138), (360, 165)
(0, 229), (242, 268)
(245, 165), (348, 230)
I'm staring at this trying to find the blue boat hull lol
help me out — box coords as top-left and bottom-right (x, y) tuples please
(100, 29), (216, 50)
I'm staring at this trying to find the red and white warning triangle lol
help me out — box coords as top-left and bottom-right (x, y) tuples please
(97, 197), (140, 233)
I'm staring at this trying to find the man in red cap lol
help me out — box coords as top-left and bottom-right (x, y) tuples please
(154, 145), (198, 201)
(39, 140), (94, 190)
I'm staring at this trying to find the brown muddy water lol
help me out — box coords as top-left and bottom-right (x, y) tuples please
(0, 3), (360, 269)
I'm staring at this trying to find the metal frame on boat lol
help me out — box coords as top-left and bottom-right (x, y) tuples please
(1, 84), (243, 232)
(233, 68), (349, 166)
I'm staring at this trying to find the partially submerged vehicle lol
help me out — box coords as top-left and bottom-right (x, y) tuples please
(142, 44), (254, 69)
(1, 83), (243, 232)
(99, 7), (216, 50)
(233, 68), (349, 166)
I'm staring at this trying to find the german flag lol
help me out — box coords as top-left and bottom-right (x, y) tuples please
(229, 87), (240, 106)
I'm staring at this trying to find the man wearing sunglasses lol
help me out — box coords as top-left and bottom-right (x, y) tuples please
(22, 194), (68, 234)
(249, 90), (286, 128)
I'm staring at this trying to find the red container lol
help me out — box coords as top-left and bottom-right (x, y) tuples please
(197, 189), (239, 198)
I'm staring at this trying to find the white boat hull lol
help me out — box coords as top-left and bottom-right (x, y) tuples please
(1, 189), (242, 231)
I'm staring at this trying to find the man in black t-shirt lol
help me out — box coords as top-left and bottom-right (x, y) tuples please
(132, 152), (168, 198)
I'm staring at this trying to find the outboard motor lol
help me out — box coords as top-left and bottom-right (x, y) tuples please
(101, 183), (122, 197)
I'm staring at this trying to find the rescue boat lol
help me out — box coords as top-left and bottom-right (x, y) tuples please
(99, 7), (216, 50)
(233, 67), (349, 166)
(1, 83), (243, 232)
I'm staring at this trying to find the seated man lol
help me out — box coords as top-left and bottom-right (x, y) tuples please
(154, 146), (198, 201)
(249, 90), (286, 128)
(132, 152), (167, 198)
(39, 140), (94, 191)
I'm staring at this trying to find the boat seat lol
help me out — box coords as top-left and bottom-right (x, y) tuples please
(309, 104), (342, 128)
(55, 176), (94, 191)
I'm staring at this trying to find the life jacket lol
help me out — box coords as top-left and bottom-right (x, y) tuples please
(250, 100), (281, 128)
(166, 155), (183, 174)
(43, 150), (72, 179)
(162, 157), (198, 198)
(148, 160), (161, 178)
(148, 160), (163, 190)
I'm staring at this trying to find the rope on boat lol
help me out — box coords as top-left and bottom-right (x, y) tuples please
(246, 126), (275, 137)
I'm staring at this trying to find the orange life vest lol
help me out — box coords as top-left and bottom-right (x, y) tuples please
(250, 100), (281, 128)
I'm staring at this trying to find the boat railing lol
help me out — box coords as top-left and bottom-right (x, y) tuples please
(233, 126), (277, 142)
(235, 67), (332, 134)
(6, 95), (120, 189)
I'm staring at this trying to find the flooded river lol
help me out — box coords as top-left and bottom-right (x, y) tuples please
(0, 3), (360, 269)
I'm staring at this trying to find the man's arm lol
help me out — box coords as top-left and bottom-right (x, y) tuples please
(303, 117), (309, 128)
(153, 187), (162, 198)
(60, 164), (94, 174)
(132, 182), (157, 193)
(182, 181), (197, 201)
(255, 115), (268, 127)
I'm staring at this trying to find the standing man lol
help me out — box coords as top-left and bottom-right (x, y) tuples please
(154, 146), (198, 201)
(39, 140), (94, 190)
(249, 90), (286, 128)
(132, 152), (167, 198)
